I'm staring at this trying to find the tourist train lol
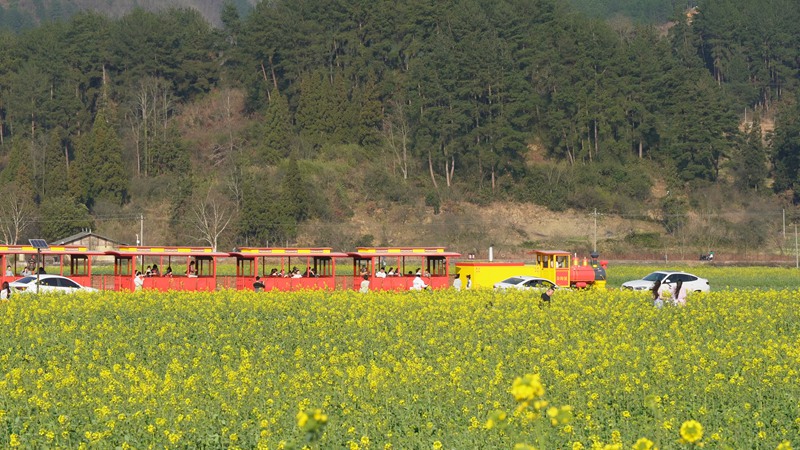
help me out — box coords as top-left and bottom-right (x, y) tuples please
(0, 244), (607, 292)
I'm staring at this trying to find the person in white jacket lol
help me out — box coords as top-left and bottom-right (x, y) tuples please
(411, 273), (428, 290)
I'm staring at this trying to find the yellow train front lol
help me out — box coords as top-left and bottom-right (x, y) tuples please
(455, 250), (607, 289)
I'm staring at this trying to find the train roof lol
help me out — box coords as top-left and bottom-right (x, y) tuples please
(0, 245), (105, 255)
(529, 250), (572, 256)
(230, 247), (349, 258)
(349, 247), (461, 258)
(107, 246), (230, 257)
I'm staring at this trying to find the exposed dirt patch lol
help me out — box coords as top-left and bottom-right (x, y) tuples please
(329, 200), (662, 258)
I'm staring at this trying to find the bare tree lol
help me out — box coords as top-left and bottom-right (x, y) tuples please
(191, 187), (235, 252)
(383, 99), (410, 180)
(0, 186), (35, 245)
(126, 77), (173, 177)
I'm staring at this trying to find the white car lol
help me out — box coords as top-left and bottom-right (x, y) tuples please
(621, 271), (710, 293)
(494, 276), (558, 291)
(9, 275), (98, 294)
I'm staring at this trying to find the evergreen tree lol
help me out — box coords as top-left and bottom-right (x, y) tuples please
(771, 98), (800, 201)
(151, 124), (190, 176)
(732, 116), (767, 192)
(73, 109), (128, 207)
(260, 87), (292, 163)
(41, 127), (70, 199)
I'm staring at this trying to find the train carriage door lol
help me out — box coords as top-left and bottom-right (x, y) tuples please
(236, 256), (255, 290)
(554, 254), (570, 287)
(114, 255), (134, 291)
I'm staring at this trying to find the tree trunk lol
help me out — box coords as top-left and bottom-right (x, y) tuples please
(428, 150), (438, 190)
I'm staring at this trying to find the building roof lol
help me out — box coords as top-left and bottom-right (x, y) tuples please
(51, 230), (127, 247)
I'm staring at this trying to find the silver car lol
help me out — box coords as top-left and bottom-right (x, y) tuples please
(621, 271), (710, 293)
(493, 276), (558, 291)
(9, 275), (98, 294)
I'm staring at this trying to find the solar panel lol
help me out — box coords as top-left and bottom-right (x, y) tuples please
(29, 239), (50, 250)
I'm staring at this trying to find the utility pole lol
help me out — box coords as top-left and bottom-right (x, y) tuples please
(795, 224), (798, 269)
(590, 209), (600, 252)
(140, 214), (144, 247)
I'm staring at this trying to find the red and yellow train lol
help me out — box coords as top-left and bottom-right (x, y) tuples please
(0, 244), (606, 292)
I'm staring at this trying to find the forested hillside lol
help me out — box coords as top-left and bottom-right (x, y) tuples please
(0, 0), (799, 255)
(0, 0), (254, 29)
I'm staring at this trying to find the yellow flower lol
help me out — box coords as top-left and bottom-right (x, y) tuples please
(680, 420), (703, 443)
(511, 374), (545, 403)
(632, 438), (654, 450)
(313, 409), (328, 424)
(432, 441), (443, 450)
(10, 433), (20, 447)
(513, 444), (536, 450)
(297, 411), (309, 428)
(776, 441), (792, 450)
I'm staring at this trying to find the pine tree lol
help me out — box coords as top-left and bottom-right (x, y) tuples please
(41, 127), (70, 199)
(73, 109), (129, 207)
(732, 116), (767, 192)
(260, 87), (292, 163)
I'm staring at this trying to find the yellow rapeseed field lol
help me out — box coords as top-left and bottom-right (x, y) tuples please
(0, 287), (798, 449)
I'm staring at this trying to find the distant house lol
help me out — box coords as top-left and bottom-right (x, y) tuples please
(52, 230), (128, 264)
(52, 230), (127, 250)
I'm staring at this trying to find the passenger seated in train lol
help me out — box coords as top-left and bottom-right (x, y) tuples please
(187, 261), (198, 277)
(375, 267), (387, 278)
(306, 267), (316, 277)
(386, 267), (395, 276)
(164, 266), (173, 277)
(269, 268), (279, 276)
(151, 264), (160, 277)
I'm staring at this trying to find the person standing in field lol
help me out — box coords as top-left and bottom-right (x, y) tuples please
(411, 273), (428, 290)
(359, 274), (370, 293)
(134, 271), (145, 291)
(673, 280), (687, 306)
(540, 287), (554, 308)
(452, 273), (462, 291)
(253, 276), (265, 292)
(1, 281), (11, 300)
(652, 279), (664, 308)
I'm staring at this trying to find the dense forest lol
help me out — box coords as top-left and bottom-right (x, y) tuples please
(0, 0), (799, 252)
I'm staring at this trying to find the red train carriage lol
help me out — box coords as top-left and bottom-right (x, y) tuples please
(0, 244), (104, 289)
(107, 246), (228, 291)
(229, 247), (349, 291)
(348, 247), (460, 291)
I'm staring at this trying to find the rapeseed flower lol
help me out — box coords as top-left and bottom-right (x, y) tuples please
(679, 420), (703, 443)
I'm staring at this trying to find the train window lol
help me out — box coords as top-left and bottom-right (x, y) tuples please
(427, 257), (446, 276)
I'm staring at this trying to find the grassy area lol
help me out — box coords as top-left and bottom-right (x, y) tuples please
(607, 264), (799, 291)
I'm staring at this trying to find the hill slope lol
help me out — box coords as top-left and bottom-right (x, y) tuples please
(0, 0), (255, 29)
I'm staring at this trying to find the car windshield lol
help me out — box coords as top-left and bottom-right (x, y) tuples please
(14, 276), (37, 284)
(500, 277), (525, 285)
(642, 272), (668, 282)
